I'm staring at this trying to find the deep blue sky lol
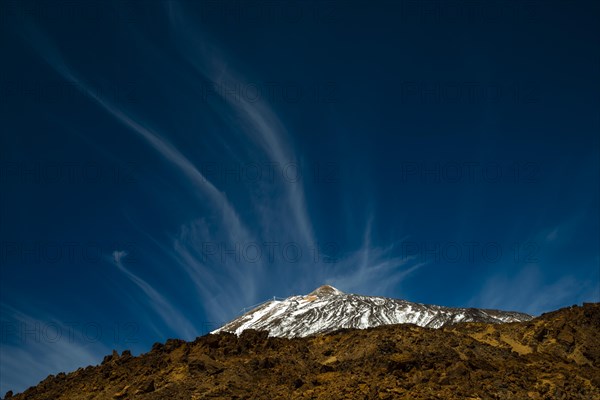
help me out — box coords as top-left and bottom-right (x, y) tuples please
(1, 0), (599, 394)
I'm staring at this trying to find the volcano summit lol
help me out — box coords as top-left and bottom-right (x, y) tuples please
(212, 285), (533, 338)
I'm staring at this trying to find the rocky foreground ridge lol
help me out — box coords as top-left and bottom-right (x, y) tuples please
(5, 303), (600, 399)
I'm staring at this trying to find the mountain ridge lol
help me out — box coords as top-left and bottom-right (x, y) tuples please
(213, 285), (533, 338)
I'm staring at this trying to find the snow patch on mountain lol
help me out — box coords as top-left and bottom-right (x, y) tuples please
(212, 285), (533, 338)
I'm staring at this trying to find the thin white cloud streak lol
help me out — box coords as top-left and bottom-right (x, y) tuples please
(473, 220), (600, 315)
(110, 251), (197, 339)
(166, 1), (314, 247)
(22, 12), (424, 331)
(321, 220), (426, 296)
(24, 22), (262, 321)
(76, 86), (263, 309)
(172, 214), (266, 320)
(0, 305), (108, 395)
(469, 265), (597, 315)
(78, 79), (252, 248)
(26, 27), (261, 317)
(324, 256), (425, 297)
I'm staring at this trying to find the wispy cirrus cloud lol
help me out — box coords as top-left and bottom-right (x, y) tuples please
(469, 264), (598, 315)
(166, 0), (314, 247)
(0, 305), (108, 395)
(110, 251), (197, 340)
(20, 4), (423, 330)
(319, 219), (426, 296)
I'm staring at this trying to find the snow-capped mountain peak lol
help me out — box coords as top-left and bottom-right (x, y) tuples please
(307, 284), (344, 297)
(212, 285), (532, 338)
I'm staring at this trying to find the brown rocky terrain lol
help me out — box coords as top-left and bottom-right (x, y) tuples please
(5, 303), (599, 400)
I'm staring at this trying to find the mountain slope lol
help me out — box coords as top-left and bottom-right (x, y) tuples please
(6, 303), (599, 400)
(213, 285), (533, 338)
